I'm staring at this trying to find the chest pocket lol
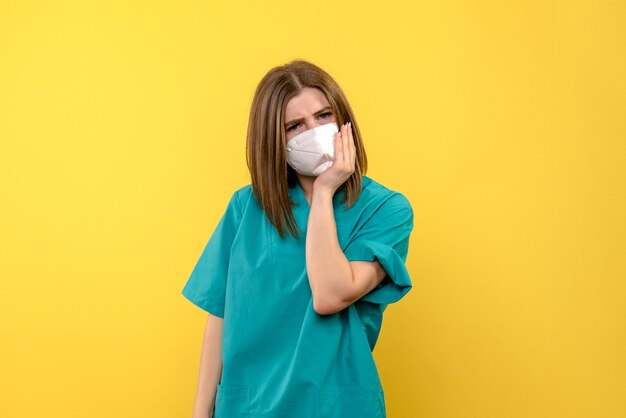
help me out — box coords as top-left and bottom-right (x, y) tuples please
(267, 224), (305, 262)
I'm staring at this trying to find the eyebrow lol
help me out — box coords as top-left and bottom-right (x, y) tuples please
(284, 106), (332, 127)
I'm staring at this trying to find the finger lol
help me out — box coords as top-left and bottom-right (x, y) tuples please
(348, 122), (356, 167)
(344, 122), (353, 166)
(347, 122), (354, 152)
(335, 126), (343, 166)
(342, 123), (349, 164)
(335, 130), (343, 166)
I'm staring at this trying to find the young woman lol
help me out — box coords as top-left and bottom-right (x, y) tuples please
(182, 59), (414, 418)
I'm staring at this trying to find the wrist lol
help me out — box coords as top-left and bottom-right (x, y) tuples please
(312, 184), (336, 201)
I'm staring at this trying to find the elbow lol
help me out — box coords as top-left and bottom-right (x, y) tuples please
(313, 300), (332, 316)
(313, 294), (345, 316)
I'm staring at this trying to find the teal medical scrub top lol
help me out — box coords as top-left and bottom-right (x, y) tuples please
(182, 175), (414, 418)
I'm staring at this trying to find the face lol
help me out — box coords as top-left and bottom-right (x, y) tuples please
(283, 87), (338, 143)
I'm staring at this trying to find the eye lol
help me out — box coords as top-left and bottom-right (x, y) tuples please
(286, 112), (332, 132)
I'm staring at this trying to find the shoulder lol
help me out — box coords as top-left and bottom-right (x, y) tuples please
(358, 176), (413, 217)
(230, 184), (254, 213)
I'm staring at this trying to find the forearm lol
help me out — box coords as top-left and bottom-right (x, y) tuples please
(192, 314), (224, 418)
(306, 187), (353, 313)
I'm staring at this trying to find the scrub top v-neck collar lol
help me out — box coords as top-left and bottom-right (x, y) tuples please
(293, 181), (311, 210)
(291, 180), (346, 212)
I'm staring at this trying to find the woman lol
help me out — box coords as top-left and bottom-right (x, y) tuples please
(182, 59), (414, 418)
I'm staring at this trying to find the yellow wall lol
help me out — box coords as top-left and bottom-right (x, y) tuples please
(1, 1), (624, 417)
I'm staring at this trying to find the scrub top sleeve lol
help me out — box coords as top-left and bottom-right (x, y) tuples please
(181, 191), (242, 318)
(343, 192), (414, 305)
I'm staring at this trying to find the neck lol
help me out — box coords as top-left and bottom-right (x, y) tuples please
(296, 174), (316, 201)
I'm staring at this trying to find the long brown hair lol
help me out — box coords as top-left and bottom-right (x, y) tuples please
(246, 59), (368, 239)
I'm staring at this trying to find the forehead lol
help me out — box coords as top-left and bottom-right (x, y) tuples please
(284, 87), (330, 117)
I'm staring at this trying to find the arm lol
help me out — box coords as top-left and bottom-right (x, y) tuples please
(306, 187), (387, 315)
(306, 122), (387, 315)
(191, 313), (224, 418)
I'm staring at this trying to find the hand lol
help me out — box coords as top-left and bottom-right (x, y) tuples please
(313, 121), (356, 195)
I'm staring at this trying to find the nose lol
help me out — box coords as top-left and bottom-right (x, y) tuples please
(304, 119), (318, 131)
(304, 118), (330, 131)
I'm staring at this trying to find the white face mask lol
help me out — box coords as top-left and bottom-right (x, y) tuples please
(286, 122), (339, 176)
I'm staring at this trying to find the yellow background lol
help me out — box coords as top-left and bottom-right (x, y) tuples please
(1, 0), (625, 417)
